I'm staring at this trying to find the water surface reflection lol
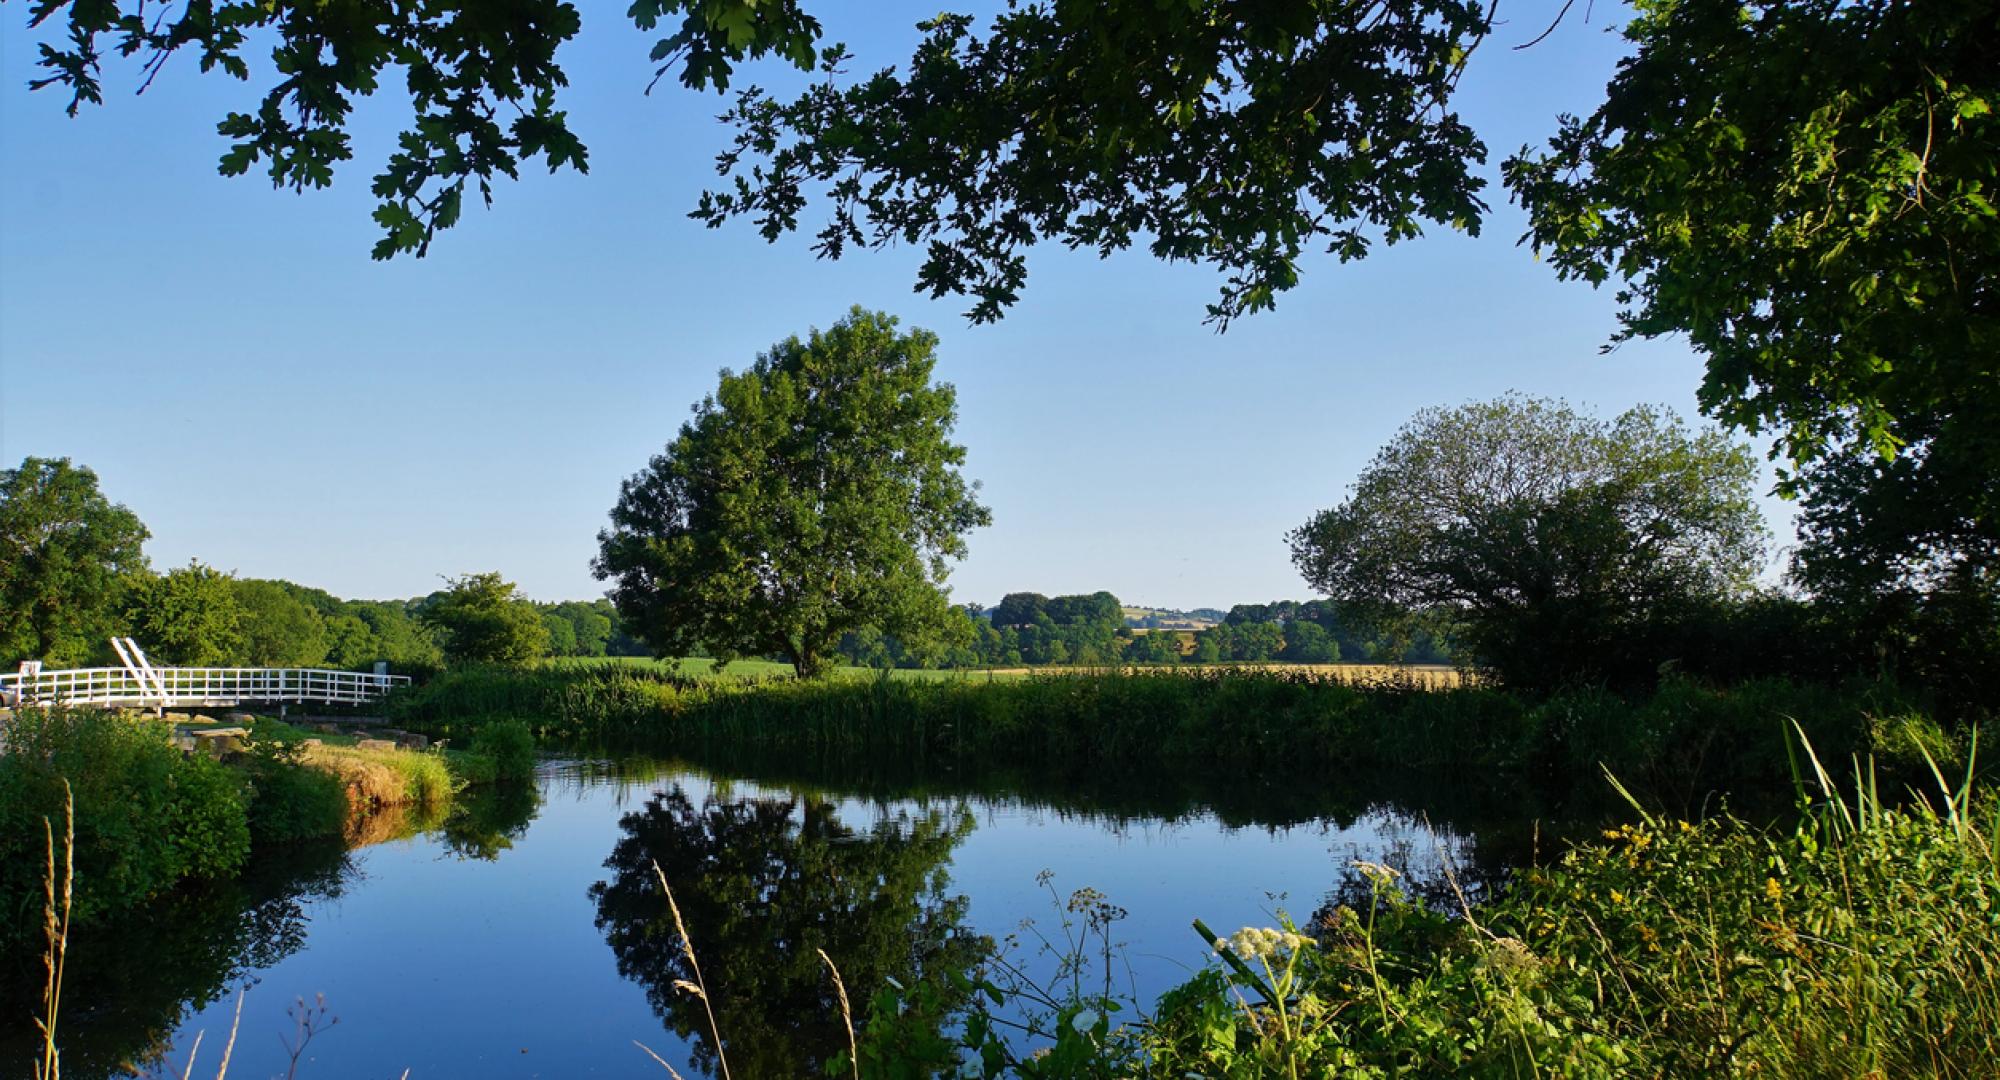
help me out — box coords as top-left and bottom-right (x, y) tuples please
(5, 752), (1558, 1079)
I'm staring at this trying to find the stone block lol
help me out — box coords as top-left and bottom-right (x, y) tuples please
(395, 733), (429, 750)
(354, 738), (398, 752)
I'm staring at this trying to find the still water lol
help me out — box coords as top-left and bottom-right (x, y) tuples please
(10, 756), (1534, 1079)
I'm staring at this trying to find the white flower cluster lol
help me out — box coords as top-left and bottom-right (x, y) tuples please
(1213, 926), (1313, 961)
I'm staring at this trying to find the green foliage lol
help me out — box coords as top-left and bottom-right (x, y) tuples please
(322, 612), (378, 668)
(392, 664), (1938, 824)
(842, 876), (1145, 1078)
(595, 308), (990, 678)
(16, 2), (1492, 325)
(468, 720), (537, 782)
(17, 0), (591, 262)
(347, 598), (448, 669)
(1509, 0), (1998, 663)
(421, 571), (550, 664)
(694, 2), (1491, 325)
(231, 578), (330, 666)
(921, 591), (1133, 669)
(1121, 630), (1184, 666)
(1792, 445), (2000, 717)
(1280, 621), (1340, 664)
(0, 457), (150, 667)
(540, 610), (579, 657)
(1146, 770), (2000, 1077)
(241, 743), (348, 844)
(0, 710), (249, 936)
(390, 748), (462, 808)
(1508, 0), (1996, 479)
(1290, 396), (1767, 690)
(1191, 634), (1223, 665)
(123, 560), (246, 665)
(542, 599), (616, 657)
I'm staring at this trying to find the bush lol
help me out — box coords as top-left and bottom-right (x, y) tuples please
(0, 709), (250, 938)
(243, 745), (348, 844)
(468, 720), (536, 781)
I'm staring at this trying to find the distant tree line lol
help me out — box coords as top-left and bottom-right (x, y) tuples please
(0, 457), (647, 673)
(826, 591), (1452, 671)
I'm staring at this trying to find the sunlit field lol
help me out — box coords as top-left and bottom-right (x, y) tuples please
(560, 656), (1465, 687)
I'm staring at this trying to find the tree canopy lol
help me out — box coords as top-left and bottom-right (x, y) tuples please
(16, 0), (1490, 326)
(124, 560), (246, 666)
(1508, 0), (1996, 474)
(420, 572), (550, 664)
(594, 307), (989, 677)
(0, 457), (151, 667)
(231, 578), (330, 667)
(1289, 396), (1768, 689)
(1507, 0), (1997, 617)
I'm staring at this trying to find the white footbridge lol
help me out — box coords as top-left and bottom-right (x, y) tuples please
(0, 638), (410, 710)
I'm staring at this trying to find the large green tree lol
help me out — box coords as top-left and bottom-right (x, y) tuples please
(1281, 620), (1340, 664)
(231, 578), (330, 667)
(0, 457), (151, 667)
(1507, 0), (1997, 583)
(348, 600), (447, 668)
(594, 307), (990, 678)
(124, 560), (246, 666)
(419, 572), (550, 664)
(1289, 397), (1768, 689)
(544, 599), (615, 657)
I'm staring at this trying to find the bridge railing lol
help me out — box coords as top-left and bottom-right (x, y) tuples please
(0, 666), (411, 708)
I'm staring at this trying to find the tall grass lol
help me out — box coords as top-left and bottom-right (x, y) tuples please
(296, 743), (460, 810)
(1140, 734), (2000, 1078)
(391, 665), (1960, 813)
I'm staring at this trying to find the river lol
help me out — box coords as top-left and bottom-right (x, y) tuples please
(6, 753), (1547, 1079)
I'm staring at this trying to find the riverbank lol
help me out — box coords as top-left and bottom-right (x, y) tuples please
(0, 707), (534, 945)
(390, 664), (1984, 817)
(940, 757), (2000, 1077)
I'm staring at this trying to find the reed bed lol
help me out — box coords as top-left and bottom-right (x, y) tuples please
(390, 665), (1963, 812)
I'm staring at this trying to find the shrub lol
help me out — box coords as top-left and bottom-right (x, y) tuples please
(0, 709), (250, 938)
(468, 720), (536, 781)
(243, 745), (348, 844)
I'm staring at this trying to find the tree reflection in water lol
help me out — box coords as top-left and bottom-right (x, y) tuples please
(0, 840), (353, 1080)
(591, 785), (990, 1078)
(439, 781), (542, 861)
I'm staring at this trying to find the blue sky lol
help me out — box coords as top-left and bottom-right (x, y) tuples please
(0, 4), (1796, 610)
